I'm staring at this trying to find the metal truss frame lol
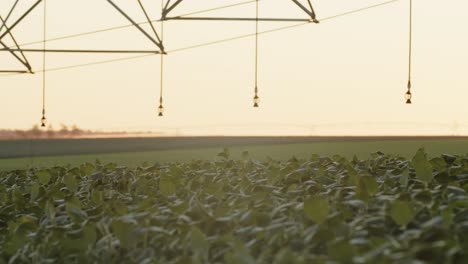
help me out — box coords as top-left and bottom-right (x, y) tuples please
(161, 0), (319, 23)
(0, 0), (164, 74)
(0, 0), (318, 74)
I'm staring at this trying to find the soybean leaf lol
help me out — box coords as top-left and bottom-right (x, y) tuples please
(159, 178), (175, 196)
(37, 170), (51, 185)
(304, 196), (329, 224)
(63, 174), (78, 192)
(191, 226), (208, 255)
(390, 200), (414, 226)
(412, 148), (433, 183)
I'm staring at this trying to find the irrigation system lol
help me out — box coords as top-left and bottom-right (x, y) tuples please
(0, 0), (413, 127)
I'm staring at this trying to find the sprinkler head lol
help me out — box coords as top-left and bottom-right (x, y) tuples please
(158, 105), (164, 117)
(405, 90), (412, 104)
(41, 116), (47, 127)
(253, 95), (260, 108)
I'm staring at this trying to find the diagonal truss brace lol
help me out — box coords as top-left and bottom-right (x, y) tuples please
(0, 0), (43, 41)
(0, 0), (41, 73)
(0, 0), (19, 33)
(0, 0), (166, 74)
(162, 0), (184, 19)
(0, 16), (33, 73)
(291, 0), (319, 23)
(107, 0), (165, 53)
(162, 0), (319, 23)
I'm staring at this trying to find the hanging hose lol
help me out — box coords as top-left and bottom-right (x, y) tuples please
(158, 0), (165, 116)
(41, 0), (47, 127)
(405, 0), (412, 104)
(253, 0), (260, 108)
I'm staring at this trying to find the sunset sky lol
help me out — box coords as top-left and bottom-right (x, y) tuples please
(1, 0), (467, 136)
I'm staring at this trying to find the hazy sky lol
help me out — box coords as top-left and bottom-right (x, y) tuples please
(1, 0), (467, 136)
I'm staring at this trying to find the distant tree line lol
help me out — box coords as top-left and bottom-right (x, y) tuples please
(0, 124), (127, 140)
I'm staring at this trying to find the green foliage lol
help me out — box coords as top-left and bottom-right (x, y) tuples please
(159, 176), (175, 196)
(304, 196), (329, 224)
(1, 151), (468, 263)
(390, 200), (414, 226)
(412, 148), (434, 183)
(37, 170), (51, 185)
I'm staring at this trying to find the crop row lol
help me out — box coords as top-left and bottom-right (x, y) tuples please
(1, 149), (468, 263)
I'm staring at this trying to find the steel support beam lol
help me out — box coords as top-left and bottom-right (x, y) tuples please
(0, 48), (161, 54)
(164, 17), (312, 22)
(0, 70), (29, 73)
(161, 0), (318, 23)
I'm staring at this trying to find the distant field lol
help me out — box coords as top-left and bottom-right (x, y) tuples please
(0, 136), (468, 170)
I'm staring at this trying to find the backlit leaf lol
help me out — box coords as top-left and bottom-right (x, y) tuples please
(304, 196), (329, 224)
(37, 170), (51, 185)
(412, 148), (433, 183)
(390, 200), (414, 226)
(63, 174), (78, 192)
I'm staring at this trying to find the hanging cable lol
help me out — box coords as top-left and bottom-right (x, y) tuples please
(158, 0), (165, 117)
(405, 0), (413, 104)
(253, 0), (260, 108)
(41, 0), (47, 127)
